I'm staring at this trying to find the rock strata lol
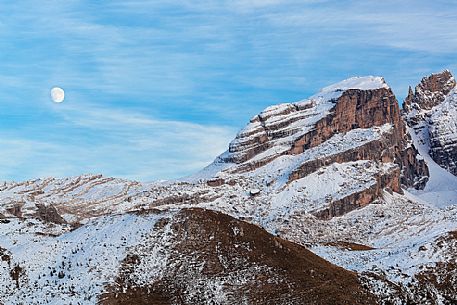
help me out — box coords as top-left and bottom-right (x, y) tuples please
(220, 77), (428, 217)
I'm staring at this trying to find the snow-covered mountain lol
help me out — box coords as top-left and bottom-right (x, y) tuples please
(1, 72), (457, 304)
(403, 71), (457, 207)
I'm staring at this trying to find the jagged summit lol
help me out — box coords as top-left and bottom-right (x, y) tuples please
(403, 69), (456, 112)
(403, 70), (457, 205)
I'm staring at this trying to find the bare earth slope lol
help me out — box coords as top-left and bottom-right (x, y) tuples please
(100, 208), (376, 305)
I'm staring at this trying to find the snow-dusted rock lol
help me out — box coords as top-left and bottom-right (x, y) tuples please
(404, 70), (457, 177)
(1, 73), (457, 304)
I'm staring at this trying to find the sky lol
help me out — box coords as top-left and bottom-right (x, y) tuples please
(1, 0), (457, 182)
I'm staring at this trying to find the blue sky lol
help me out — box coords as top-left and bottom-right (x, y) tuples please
(1, 0), (457, 181)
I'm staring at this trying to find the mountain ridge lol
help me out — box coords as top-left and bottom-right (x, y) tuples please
(0, 71), (457, 304)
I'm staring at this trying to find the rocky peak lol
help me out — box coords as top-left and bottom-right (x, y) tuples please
(290, 86), (404, 154)
(225, 77), (392, 165)
(205, 76), (431, 218)
(222, 76), (428, 189)
(404, 86), (414, 111)
(403, 70), (457, 177)
(403, 70), (456, 112)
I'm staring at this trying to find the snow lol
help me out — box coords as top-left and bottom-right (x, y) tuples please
(267, 161), (394, 220)
(248, 124), (392, 187)
(227, 97), (336, 166)
(408, 124), (457, 207)
(183, 151), (234, 182)
(404, 79), (457, 207)
(429, 87), (457, 151)
(0, 212), (169, 305)
(249, 189), (260, 196)
(317, 76), (389, 94)
(307, 191), (457, 290)
(258, 103), (296, 120)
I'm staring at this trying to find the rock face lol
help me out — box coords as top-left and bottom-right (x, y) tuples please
(312, 166), (401, 220)
(221, 76), (428, 217)
(403, 70), (456, 112)
(288, 88), (428, 190)
(35, 204), (66, 224)
(404, 70), (457, 176)
(290, 88), (402, 152)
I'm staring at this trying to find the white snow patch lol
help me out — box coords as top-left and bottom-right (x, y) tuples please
(408, 126), (457, 207)
(318, 76), (389, 94)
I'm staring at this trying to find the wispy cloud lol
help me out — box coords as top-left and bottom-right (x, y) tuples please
(264, 1), (457, 54)
(0, 104), (236, 181)
(0, 1), (456, 181)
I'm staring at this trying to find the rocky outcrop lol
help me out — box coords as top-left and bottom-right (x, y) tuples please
(291, 87), (428, 190)
(287, 89), (428, 189)
(6, 204), (23, 218)
(225, 100), (330, 165)
(289, 133), (398, 181)
(224, 78), (428, 191)
(313, 167), (401, 219)
(403, 70), (455, 112)
(404, 70), (457, 176)
(290, 88), (403, 152)
(35, 203), (66, 224)
(401, 145), (429, 189)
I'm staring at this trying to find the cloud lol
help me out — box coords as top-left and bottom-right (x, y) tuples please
(0, 101), (236, 181)
(1, 0), (457, 181)
(263, 0), (457, 54)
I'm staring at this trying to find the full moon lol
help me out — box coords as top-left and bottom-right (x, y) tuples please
(51, 87), (65, 103)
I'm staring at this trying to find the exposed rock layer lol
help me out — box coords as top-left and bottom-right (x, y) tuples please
(226, 86), (428, 190)
(222, 81), (429, 218)
(313, 167), (401, 220)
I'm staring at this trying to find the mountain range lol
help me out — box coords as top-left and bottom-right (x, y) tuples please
(1, 71), (457, 304)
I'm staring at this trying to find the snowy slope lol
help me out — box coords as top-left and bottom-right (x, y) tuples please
(0, 74), (456, 304)
(0, 211), (168, 304)
(408, 125), (457, 207)
(318, 76), (389, 92)
(403, 71), (457, 207)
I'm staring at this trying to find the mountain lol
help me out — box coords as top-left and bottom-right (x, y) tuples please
(100, 208), (376, 305)
(0, 72), (457, 304)
(403, 70), (457, 207)
(403, 70), (457, 176)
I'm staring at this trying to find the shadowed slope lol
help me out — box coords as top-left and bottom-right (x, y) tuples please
(101, 208), (377, 305)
